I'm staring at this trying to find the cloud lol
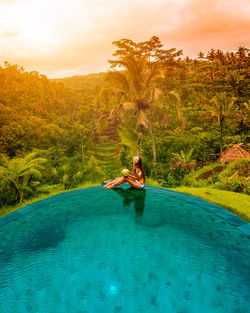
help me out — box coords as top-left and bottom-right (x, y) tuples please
(0, 0), (249, 78)
(0, 30), (18, 38)
(161, 0), (250, 56)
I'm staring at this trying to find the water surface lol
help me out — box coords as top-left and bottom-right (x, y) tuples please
(0, 185), (249, 313)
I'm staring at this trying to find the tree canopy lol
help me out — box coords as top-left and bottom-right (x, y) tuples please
(0, 37), (249, 206)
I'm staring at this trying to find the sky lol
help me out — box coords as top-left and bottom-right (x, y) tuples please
(0, 0), (249, 78)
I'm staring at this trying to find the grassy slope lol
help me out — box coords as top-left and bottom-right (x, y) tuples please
(172, 187), (250, 222)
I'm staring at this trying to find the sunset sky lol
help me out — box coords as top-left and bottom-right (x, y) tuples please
(0, 0), (249, 78)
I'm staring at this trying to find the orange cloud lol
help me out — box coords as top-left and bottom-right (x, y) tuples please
(0, 0), (249, 77)
(162, 0), (250, 56)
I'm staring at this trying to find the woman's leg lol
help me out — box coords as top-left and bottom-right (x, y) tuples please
(106, 176), (125, 188)
(104, 177), (123, 188)
(107, 177), (141, 189)
(124, 177), (141, 189)
(104, 176), (141, 189)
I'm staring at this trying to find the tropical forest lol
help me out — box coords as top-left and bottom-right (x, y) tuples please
(0, 36), (249, 220)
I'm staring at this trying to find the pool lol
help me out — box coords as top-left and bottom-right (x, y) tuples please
(0, 185), (249, 313)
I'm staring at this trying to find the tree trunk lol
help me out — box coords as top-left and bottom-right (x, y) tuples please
(81, 137), (84, 163)
(148, 121), (157, 178)
(220, 118), (223, 152)
(19, 191), (23, 203)
(137, 138), (141, 155)
(137, 134), (141, 155)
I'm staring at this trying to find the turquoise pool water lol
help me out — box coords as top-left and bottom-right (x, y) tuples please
(0, 185), (249, 313)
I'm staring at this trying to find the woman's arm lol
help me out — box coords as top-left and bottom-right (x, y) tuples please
(135, 168), (143, 181)
(125, 168), (140, 180)
(125, 174), (136, 180)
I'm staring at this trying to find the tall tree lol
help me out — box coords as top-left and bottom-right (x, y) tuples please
(210, 92), (236, 152)
(107, 36), (183, 177)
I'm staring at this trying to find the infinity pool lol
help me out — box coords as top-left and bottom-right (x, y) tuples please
(0, 185), (249, 313)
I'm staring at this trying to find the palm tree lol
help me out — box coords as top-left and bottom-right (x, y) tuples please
(106, 37), (185, 177)
(168, 90), (186, 129)
(210, 92), (236, 152)
(216, 49), (225, 64)
(106, 53), (163, 177)
(197, 52), (205, 60)
(207, 48), (216, 61)
(107, 53), (185, 177)
(0, 152), (47, 202)
(236, 46), (248, 63)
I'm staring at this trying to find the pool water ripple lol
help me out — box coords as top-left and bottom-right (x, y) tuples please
(0, 185), (249, 313)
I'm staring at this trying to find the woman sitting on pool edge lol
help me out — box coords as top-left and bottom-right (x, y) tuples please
(104, 156), (145, 189)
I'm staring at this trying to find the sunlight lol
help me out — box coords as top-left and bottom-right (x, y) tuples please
(0, 0), (248, 77)
(0, 0), (58, 49)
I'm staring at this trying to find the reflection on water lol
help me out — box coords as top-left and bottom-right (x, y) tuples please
(0, 222), (65, 265)
(25, 224), (65, 253)
(112, 186), (146, 217)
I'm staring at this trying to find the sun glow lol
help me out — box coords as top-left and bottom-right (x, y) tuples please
(0, 0), (249, 78)
(1, 1), (62, 52)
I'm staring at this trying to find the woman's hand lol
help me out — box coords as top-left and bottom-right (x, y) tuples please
(123, 173), (136, 180)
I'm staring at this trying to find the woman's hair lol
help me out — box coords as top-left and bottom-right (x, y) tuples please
(134, 156), (145, 182)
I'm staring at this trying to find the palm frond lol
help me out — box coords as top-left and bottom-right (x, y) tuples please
(0, 153), (10, 167)
(106, 71), (131, 95)
(30, 168), (42, 179)
(24, 152), (38, 162)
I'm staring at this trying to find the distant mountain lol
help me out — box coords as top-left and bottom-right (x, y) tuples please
(50, 72), (107, 92)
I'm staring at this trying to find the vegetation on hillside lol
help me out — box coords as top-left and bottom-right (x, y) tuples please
(0, 37), (249, 212)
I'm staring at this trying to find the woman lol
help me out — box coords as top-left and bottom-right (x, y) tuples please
(104, 156), (145, 189)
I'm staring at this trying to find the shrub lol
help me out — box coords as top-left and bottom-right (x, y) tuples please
(218, 158), (250, 181)
(0, 183), (17, 207)
(83, 155), (105, 183)
(215, 177), (249, 195)
(35, 184), (63, 195)
(159, 174), (182, 188)
(215, 159), (250, 194)
(182, 162), (224, 186)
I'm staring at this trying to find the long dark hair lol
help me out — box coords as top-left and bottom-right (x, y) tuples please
(133, 156), (145, 182)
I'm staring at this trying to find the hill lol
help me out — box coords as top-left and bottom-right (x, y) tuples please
(51, 72), (107, 92)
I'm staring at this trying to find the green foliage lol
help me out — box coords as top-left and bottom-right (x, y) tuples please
(183, 162), (224, 187)
(0, 151), (47, 203)
(215, 158), (250, 194)
(172, 148), (195, 169)
(159, 174), (181, 188)
(0, 41), (249, 211)
(218, 158), (250, 180)
(144, 177), (161, 187)
(83, 156), (106, 183)
(35, 184), (63, 194)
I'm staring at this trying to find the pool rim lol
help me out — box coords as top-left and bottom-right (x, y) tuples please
(0, 185), (249, 238)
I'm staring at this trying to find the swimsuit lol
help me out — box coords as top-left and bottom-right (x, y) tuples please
(135, 170), (144, 188)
